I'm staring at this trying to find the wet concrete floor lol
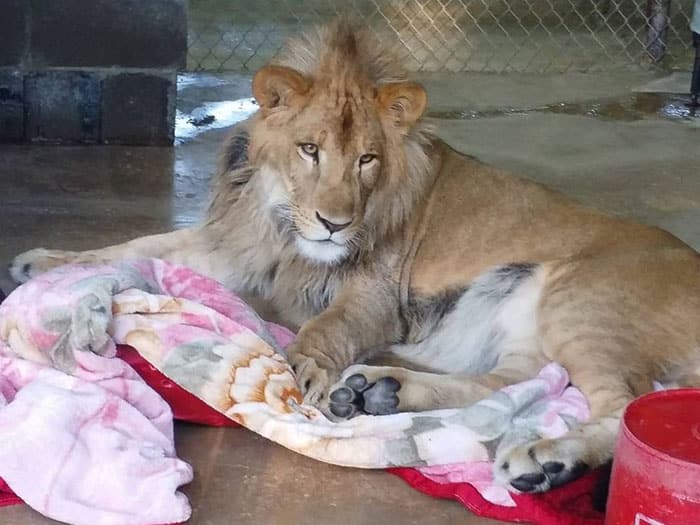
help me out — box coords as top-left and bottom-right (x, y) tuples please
(429, 92), (700, 122)
(0, 70), (698, 524)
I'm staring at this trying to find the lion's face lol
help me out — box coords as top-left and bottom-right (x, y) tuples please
(248, 64), (427, 265)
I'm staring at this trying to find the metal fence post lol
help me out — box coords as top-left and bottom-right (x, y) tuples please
(691, 0), (700, 107)
(646, 0), (673, 62)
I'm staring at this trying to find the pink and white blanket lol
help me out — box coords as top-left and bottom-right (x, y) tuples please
(0, 258), (590, 525)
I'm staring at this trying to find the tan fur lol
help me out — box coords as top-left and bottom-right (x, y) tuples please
(10, 20), (700, 493)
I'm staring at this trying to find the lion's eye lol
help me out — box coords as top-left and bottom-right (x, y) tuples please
(359, 153), (376, 166)
(299, 143), (319, 158)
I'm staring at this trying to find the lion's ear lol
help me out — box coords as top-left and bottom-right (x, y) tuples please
(252, 65), (311, 111)
(376, 82), (427, 130)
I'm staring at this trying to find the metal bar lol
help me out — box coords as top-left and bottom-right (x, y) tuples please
(690, 32), (700, 108)
(645, 0), (672, 63)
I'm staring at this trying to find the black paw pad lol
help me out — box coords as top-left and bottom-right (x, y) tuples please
(329, 374), (368, 419)
(362, 377), (400, 415)
(548, 461), (589, 489)
(345, 374), (368, 391)
(542, 461), (564, 474)
(329, 402), (354, 419)
(329, 386), (355, 404)
(328, 374), (401, 419)
(510, 472), (546, 492)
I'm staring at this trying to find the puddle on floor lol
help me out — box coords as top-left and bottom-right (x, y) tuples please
(175, 73), (257, 144)
(428, 93), (700, 123)
(175, 98), (258, 144)
(177, 73), (235, 89)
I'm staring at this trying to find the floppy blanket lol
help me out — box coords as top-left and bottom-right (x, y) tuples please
(0, 259), (604, 525)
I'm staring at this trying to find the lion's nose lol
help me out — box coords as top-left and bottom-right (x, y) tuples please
(316, 212), (352, 234)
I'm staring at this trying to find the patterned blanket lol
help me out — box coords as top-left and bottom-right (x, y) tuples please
(0, 258), (590, 524)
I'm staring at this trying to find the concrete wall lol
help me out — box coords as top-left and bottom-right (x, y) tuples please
(0, 0), (187, 145)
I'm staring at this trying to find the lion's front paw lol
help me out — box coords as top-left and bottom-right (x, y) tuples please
(9, 248), (80, 283)
(287, 349), (338, 408)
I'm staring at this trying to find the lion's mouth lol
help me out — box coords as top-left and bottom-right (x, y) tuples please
(294, 234), (351, 264)
(297, 233), (345, 247)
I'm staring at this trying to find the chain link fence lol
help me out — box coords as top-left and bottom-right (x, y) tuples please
(187, 0), (696, 73)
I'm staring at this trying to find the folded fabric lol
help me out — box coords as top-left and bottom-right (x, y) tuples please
(0, 267), (194, 525)
(0, 258), (596, 524)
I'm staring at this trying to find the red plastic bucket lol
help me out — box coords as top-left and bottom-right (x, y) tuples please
(605, 389), (700, 525)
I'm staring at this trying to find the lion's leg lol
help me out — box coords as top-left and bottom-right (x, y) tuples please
(287, 275), (405, 407)
(326, 351), (542, 419)
(9, 226), (227, 284)
(327, 366), (490, 419)
(494, 253), (700, 493)
(494, 367), (635, 493)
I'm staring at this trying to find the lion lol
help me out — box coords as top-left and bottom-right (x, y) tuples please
(9, 20), (700, 494)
